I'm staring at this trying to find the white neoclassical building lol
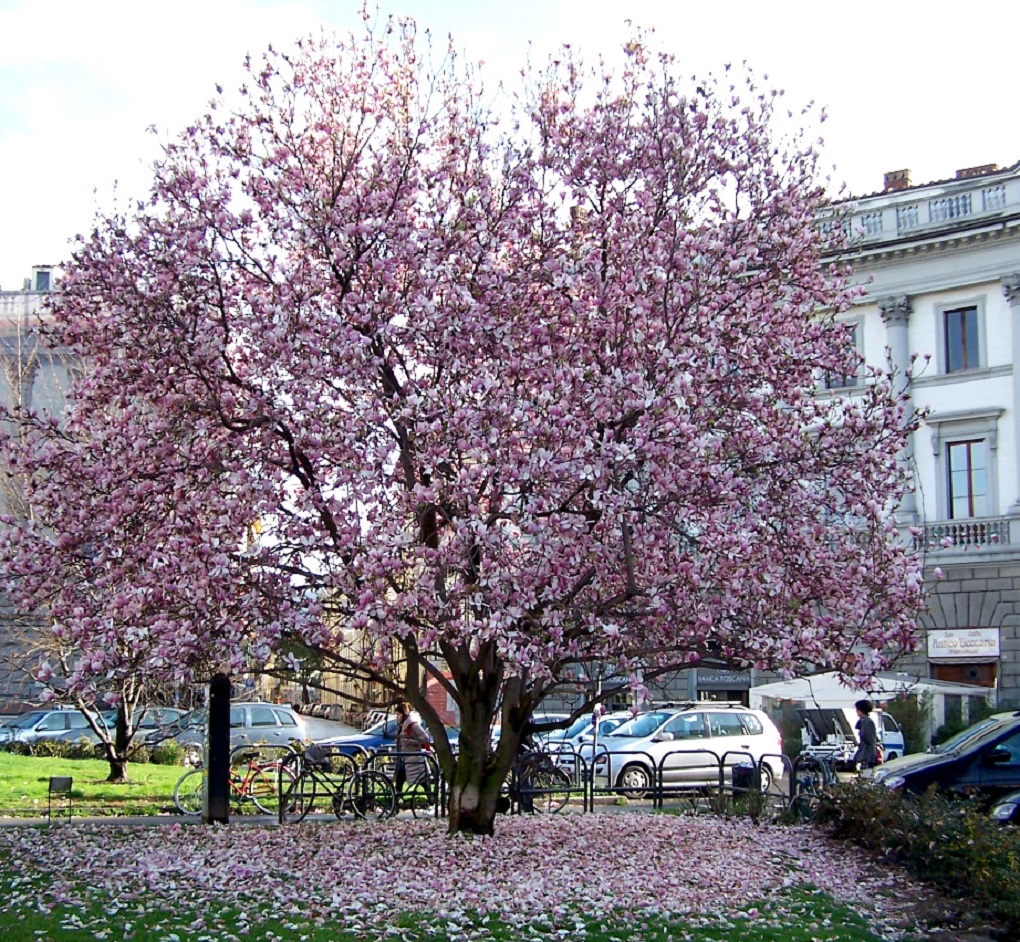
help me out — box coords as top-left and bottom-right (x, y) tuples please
(0, 265), (70, 704)
(5, 163), (1020, 713)
(832, 160), (1020, 704)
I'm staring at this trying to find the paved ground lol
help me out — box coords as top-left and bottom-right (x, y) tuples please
(302, 715), (359, 742)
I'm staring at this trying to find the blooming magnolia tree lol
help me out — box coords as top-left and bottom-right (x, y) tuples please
(0, 307), (175, 782)
(0, 18), (923, 833)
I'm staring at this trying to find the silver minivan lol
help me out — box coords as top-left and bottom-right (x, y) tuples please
(593, 705), (785, 796)
(0, 707), (109, 745)
(154, 702), (308, 751)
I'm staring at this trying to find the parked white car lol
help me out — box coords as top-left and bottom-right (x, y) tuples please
(546, 710), (633, 758)
(593, 704), (785, 796)
(544, 711), (630, 748)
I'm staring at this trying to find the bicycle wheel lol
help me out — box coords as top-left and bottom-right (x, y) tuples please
(522, 766), (571, 813)
(349, 770), (396, 820)
(282, 770), (319, 822)
(403, 773), (436, 818)
(794, 756), (831, 792)
(789, 790), (821, 822)
(248, 762), (296, 815)
(173, 768), (206, 815)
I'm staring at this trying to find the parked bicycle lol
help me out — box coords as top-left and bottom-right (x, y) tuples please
(373, 750), (442, 818)
(173, 748), (295, 815)
(280, 743), (395, 821)
(788, 753), (837, 821)
(509, 744), (572, 813)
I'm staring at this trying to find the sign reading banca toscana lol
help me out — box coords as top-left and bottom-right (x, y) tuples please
(927, 628), (1000, 659)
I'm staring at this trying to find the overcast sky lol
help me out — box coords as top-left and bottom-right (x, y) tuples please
(1, 0), (1015, 290)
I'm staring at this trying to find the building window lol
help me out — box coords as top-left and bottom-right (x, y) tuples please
(944, 306), (980, 372)
(927, 407), (1002, 521)
(947, 440), (988, 518)
(823, 321), (862, 389)
(32, 269), (51, 291)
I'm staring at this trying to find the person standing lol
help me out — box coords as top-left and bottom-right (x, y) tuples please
(393, 702), (430, 795)
(853, 699), (880, 770)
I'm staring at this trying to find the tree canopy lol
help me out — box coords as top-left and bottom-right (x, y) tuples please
(0, 15), (923, 832)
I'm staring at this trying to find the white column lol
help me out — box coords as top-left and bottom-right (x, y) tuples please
(879, 295), (917, 521)
(1001, 273), (1020, 513)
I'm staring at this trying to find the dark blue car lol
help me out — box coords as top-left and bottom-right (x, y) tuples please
(872, 710), (1020, 802)
(322, 718), (399, 755)
(322, 717), (459, 756)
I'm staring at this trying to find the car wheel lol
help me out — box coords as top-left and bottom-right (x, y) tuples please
(885, 752), (898, 762)
(617, 763), (651, 799)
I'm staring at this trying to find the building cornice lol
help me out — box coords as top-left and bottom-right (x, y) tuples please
(841, 158), (1020, 208)
(849, 215), (1020, 266)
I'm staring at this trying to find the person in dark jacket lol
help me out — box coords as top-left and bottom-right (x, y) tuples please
(853, 699), (879, 770)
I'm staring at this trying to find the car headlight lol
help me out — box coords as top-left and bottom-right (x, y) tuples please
(991, 802), (1017, 821)
(878, 774), (906, 790)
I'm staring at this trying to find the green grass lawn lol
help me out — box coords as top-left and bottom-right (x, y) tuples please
(0, 755), (939, 941)
(0, 880), (894, 942)
(0, 752), (185, 817)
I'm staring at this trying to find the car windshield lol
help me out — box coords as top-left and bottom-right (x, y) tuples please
(561, 716), (592, 739)
(608, 711), (672, 738)
(176, 708), (205, 729)
(10, 711), (48, 729)
(935, 717), (1013, 753)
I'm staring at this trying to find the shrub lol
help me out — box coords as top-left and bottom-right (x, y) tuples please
(0, 737), (183, 764)
(819, 781), (1020, 932)
(148, 739), (187, 765)
(3, 741), (35, 757)
(21, 739), (89, 760)
(932, 697), (1005, 747)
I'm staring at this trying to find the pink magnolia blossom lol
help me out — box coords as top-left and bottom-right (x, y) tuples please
(0, 15), (924, 834)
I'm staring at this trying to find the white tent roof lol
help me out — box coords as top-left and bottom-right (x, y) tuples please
(748, 671), (993, 709)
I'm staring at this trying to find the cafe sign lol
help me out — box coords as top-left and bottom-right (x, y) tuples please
(927, 628), (1000, 660)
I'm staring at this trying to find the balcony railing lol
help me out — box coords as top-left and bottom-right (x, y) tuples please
(846, 171), (1016, 243)
(913, 517), (1014, 552)
(0, 291), (48, 321)
(929, 193), (973, 224)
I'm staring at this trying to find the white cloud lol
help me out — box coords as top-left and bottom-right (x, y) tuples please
(0, 0), (1014, 288)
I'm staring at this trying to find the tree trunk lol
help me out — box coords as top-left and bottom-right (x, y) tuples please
(445, 696), (522, 835)
(440, 645), (526, 834)
(103, 708), (132, 783)
(105, 755), (129, 784)
(446, 749), (507, 835)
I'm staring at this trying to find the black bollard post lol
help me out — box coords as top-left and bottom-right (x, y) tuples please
(204, 673), (231, 824)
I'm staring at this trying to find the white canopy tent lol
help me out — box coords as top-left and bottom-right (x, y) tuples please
(749, 671), (992, 709)
(749, 670), (996, 738)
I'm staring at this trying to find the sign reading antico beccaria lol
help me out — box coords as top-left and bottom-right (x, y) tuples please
(927, 628), (1000, 659)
